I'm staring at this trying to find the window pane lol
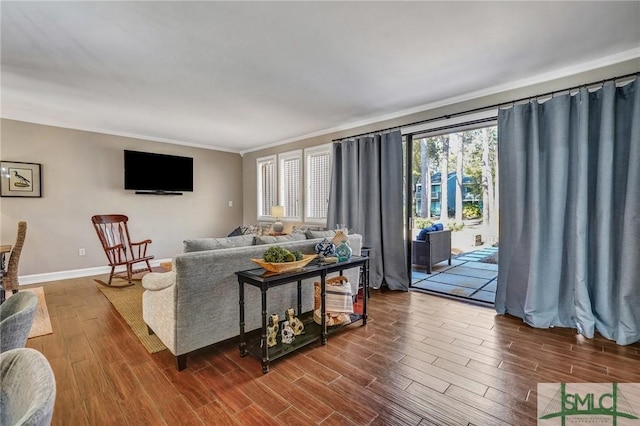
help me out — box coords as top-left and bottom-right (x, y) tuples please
(257, 156), (277, 218)
(281, 155), (300, 218)
(306, 148), (331, 220)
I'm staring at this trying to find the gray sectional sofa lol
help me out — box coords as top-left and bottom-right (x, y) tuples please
(142, 232), (362, 370)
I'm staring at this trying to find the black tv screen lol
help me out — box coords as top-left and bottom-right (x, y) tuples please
(124, 150), (193, 192)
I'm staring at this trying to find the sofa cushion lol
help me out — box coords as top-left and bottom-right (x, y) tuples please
(291, 225), (327, 234)
(306, 229), (336, 239)
(183, 235), (255, 253)
(254, 233), (307, 245)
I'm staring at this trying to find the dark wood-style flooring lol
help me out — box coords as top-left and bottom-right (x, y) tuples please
(23, 276), (640, 425)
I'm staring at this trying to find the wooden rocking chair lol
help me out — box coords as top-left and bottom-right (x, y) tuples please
(91, 215), (153, 287)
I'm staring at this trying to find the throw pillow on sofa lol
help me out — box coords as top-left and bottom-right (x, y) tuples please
(306, 229), (336, 239)
(254, 234), (307, 245)
(227, 226), (244, 237)
(183, 234), (255, 253)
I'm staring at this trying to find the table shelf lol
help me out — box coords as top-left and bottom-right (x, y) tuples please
(243, 311), (366, 362)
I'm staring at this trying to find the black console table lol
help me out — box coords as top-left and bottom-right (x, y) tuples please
(236, 255), (369, 373)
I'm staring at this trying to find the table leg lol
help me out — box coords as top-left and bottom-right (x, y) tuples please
(261, 289), (269, 373)
(363, 258), (369, 325)
(238, 279), (246, 357)
(297, 280), (302, 317)
(366, 258), (371, 299)
(320, 271), (327, 345)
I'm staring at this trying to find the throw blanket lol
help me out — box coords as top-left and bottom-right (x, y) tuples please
(313, 276), (353, 326)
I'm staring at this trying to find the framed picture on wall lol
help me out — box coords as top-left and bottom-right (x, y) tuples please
(0, 161), (42, 197)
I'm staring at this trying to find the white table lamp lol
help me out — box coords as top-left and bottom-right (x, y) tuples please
(271, 205), (285, 233)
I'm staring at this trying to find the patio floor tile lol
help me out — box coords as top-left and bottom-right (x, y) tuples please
(412, 270), (429, 280)
(423, 273), (488, 290)
(455, 256), (481, 262)
(413, 280), (474, 297)
(444, 266), (498, 280)
(480, 279), (497, 292)
(461, 262), (498, 271)
(469, 290), (496, 303)
(411, 247), (498, 305)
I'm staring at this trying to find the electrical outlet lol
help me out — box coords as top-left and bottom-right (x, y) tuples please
(79, 248), (86, 256)
(228, 200), (233, 207)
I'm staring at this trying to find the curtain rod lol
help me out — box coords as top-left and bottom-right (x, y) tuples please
(332, 71), (639, 142)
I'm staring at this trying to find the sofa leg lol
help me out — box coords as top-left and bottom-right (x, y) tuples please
(147, 325), (155, 335)
(176, 355), (187, 371)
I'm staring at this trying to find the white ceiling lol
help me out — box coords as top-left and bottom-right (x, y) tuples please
(2, 2), (639, 154)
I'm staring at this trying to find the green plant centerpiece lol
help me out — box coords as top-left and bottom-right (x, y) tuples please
(252, 246), (315, 273)
(262, 246), (303, 263)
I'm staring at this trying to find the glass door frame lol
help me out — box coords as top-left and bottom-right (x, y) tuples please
(404, 134), (414, 281)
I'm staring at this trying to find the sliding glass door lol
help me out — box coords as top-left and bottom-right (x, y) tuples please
(404, 125), (499, 304)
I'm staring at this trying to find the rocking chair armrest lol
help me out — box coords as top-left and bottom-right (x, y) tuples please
(131, 239), (152, 247)
(142, 271), (176, 291)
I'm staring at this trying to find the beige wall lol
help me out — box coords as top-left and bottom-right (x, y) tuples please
(0, 119), (243, 278)
(241, 59), (640, 228)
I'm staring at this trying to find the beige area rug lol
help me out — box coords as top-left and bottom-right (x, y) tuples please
(95, 279), (167, 353)
(7, 287), (53, 338)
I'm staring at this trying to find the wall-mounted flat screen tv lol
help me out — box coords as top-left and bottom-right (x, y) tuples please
(124, 150), (193, 193)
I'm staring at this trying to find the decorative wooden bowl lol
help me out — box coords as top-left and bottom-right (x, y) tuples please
(251, 254), (316, 273)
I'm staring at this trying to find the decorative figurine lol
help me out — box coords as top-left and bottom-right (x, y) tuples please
(335, 240), (352, 262)
(315, 238), (336, 258)
(285, 307), (305, 335)
(281, 321), (295, 344)
(266, 313), (279, 347)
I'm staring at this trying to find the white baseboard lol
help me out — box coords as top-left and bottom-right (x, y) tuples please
(17, 258), (172, 286)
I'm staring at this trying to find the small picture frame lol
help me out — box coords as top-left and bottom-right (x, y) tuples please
(0, 161), (42, 198)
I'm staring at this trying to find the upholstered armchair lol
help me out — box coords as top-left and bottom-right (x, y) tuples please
(0, 348), (56, 425)
(0, 291), (38, 353)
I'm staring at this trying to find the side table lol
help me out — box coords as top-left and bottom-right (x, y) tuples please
(236, 256), (369, 373)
